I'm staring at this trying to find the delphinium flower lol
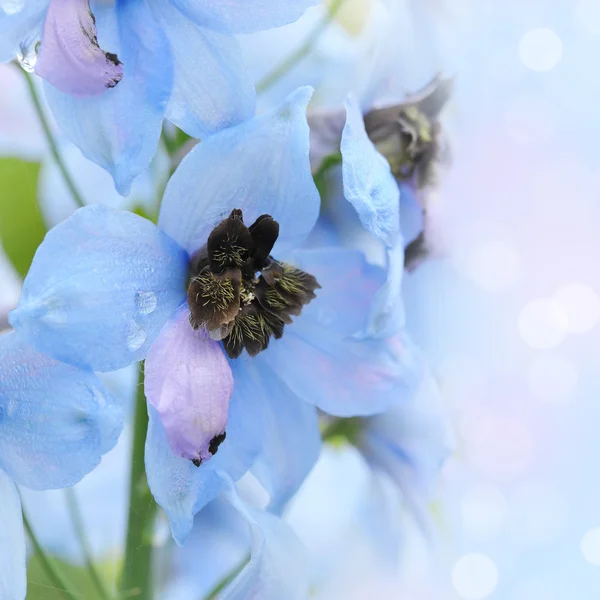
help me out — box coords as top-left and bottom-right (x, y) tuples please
(0, 331), (123, 599)
(0, 0), (318, 194)
(311, 75), (452, 271)
(10, 86), (418, 546)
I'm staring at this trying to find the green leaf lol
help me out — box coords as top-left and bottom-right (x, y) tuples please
(26, 554), (103, 600)
(0, 158), (46, 278)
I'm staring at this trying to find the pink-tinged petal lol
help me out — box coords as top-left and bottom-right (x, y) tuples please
(145, 307), (234, 466)
(35, 0), (123, 97)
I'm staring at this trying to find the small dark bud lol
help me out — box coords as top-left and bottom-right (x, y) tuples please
(207, 209), (253, 273)
(248, 214), (280, 270)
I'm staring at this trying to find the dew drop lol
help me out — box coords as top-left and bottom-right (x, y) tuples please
(126, 320), (147, 352)
(135, 291), (158, 315)
(17, 38), (39, 73)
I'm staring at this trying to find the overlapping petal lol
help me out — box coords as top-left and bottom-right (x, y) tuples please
(341, 94), (400, 248)
(35, 0), (124, 97)
(236, 358), (320, 513)
(285, 247), (385, 337)
(361, 371), (454, 531)
(0, 470), (26, 600)
(169, 0), (319, 34)
(0, 331), (123, 490)
(223, 492), (309, 600)
(145, 370), (265, 544)
(159, 86), (319, 255)
(151, 0), (254, 139)
(10, 205), (188, 372)
(145, 307), (233, 464)
(43, 0), (172, 195)
(263, 322), (421, 416)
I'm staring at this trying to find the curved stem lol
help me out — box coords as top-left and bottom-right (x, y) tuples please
(119, 363), (158, 600)
(18, 65), (86, 209)
(22, 508), (79, 600)
(64, 487), (112, 600)
(256, 0), (346, 94)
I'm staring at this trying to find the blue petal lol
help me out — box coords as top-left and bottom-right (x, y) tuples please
(0, 470), (26, 600)
(159, 86), (319, 255)
(222, 493), (309, 600)
(238, 358), (320, 513)
(364, 240), (406, 339)
(42, 0), (173, 195)
(0, 331), (123, 490)
(285, 247), (386, 337)
(362, 371), (454, 533)
(145, 366), (265, 544)
(151, 0), (254, 139)
(0, 1), (46, 62)
(263, 322), (422, 417)
(341, 94), (400, 248)
(169, 0), (318, 34)
(10, 205), (188, 372)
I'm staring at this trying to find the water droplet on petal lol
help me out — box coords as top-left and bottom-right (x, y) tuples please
(17, 38), (39, 73)
(126, 320), (147, 352)
(135, 291), (157, 315)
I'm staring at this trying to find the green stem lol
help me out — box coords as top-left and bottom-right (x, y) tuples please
(18, 65), (86, 209)
(22, 508), (79, 600)
(64, 487), (112, 600)
(119, 363), (158, 600)
(312, 151), (342, 200)
(256, 0), (346, 94)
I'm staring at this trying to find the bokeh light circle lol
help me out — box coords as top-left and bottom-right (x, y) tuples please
(452, 553), (499, 599)
(581, 528), (600, 565)
(518, 298), (569, 349)
(553, 283), (600, 334)
(518, 28), (563, 72)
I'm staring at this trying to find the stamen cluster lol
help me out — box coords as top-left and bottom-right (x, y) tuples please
(188, 209), (320, 358)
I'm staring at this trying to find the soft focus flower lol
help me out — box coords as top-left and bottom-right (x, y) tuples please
(0, 331), (123, 599)
(10, 87), (418, 544)
(164, 484), (310, 600)
(0, 0), (318, 194)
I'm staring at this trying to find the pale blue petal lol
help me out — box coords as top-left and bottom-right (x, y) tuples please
(159, 86), (319, 255)
(43, 0), (172, 195)
(399, 182), (424, 245)
(170, 0), (318, 34)
(223, 493), (309, 600)
(285, 247), (385, 337)
(364, 240), (406, 339)
(341, 94), (400, 248)
(0, 470), (26, 600)
(0, 331), (123, 490)
(10, 205), (188, 372)
(151, 0), (254, 139)
(262, 322), (422, 416)
(362, 371), (454, 533)
(0, 1), (46, 62)
(239, 358), (320, 513)
(145, 366), (265, 544)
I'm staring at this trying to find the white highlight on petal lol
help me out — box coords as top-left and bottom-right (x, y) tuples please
(465, 240), (521, 292)
(581, 527), (600, 565)
(452, 553), (498, 599)
(575, 0), (600, 36)
(553, 283), (600, 334)
(518, 298), (569, 349)
(528, 354), (578, 403)
(461, 485), (508, 539)
(518, 28), (563, 72)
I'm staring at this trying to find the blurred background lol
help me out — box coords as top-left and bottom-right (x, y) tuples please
(3, 0), (600, 598)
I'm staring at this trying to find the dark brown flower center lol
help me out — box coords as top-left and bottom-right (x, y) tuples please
(187, 209), (320, 358)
